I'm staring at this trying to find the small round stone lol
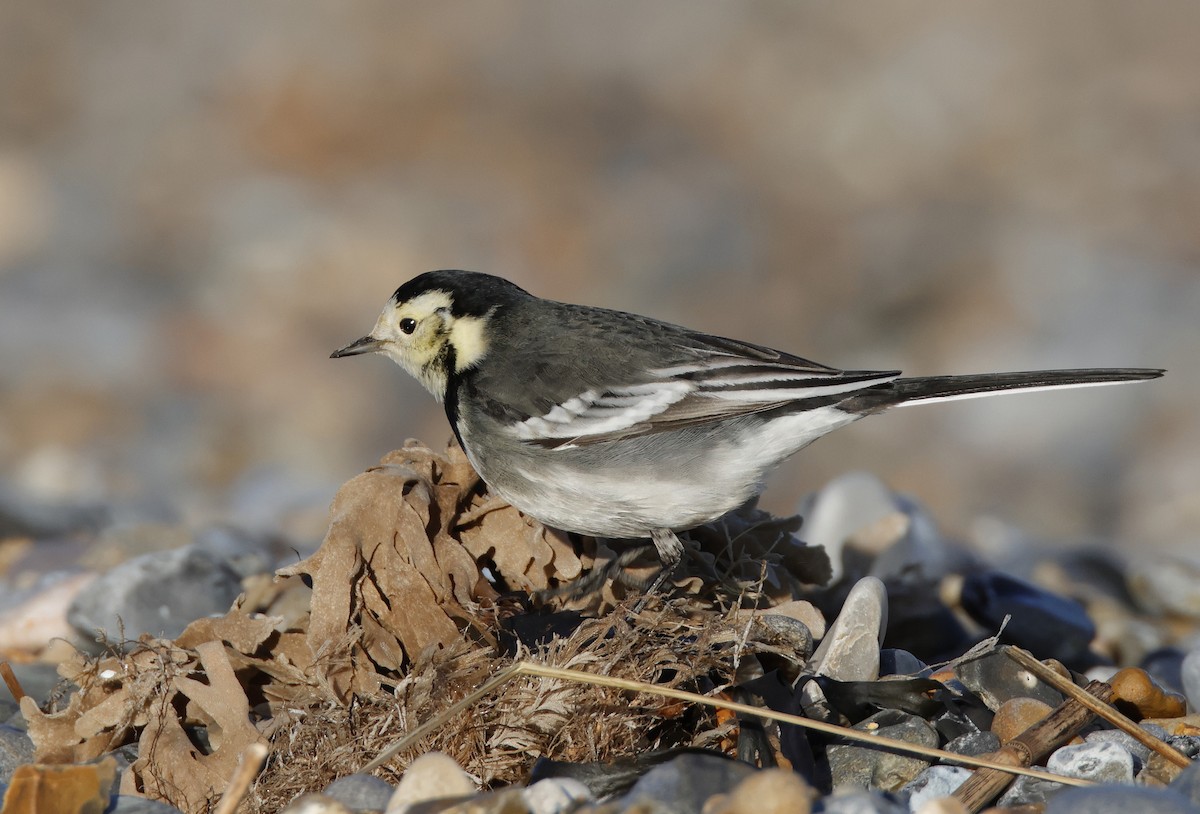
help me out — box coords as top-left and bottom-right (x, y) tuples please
(991, 697), (1054, 743)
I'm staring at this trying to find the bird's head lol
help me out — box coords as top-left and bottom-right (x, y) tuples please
(331, 270), (527, 400)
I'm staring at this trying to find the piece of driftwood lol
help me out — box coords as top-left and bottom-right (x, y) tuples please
(952, 675), (1113, 811)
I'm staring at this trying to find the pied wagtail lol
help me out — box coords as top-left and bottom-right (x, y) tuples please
(333, 270), (1162, 597)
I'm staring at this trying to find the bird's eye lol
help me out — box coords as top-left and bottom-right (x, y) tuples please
(399, 317), (417, 335)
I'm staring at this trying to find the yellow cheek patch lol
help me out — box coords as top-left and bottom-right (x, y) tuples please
(449, 314), (489, 371)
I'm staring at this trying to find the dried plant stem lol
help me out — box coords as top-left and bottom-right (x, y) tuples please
(214, 742), (268, 814)
(1004, 646), (1191, 770)
(0, 662), (25, 703)
(952, 676), (1113, 812)
(361, 661), (1093, 787)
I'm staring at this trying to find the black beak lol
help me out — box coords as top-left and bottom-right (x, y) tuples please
(330, 335), (383, 358)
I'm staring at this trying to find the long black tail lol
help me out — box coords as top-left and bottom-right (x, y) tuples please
(841, 368), (1164, 414)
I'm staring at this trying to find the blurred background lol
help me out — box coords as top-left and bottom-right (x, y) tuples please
(1, 2), (1196, 553)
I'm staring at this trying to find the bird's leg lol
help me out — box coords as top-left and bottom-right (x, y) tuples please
(630, 528), (684, 613)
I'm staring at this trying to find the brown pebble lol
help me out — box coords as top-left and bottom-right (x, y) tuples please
(991, 697), (1054, 743)
(1109, 667), (1187, 720)
(705, 769), (817, 814)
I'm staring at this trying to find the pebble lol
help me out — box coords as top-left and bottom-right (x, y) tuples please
(879, 649), (928, 678)
(796, 473), (900, 582)
(1141, 647), (1187, 695)
(1110, 667), (1187, 720)
(955, 650), (1062, 711)
(1181, 648), (1200, 714)
(990, 697), (1054, 743)
(108, 797), (188, 813)
(943, 731), (1000, 758)
(1084, 728), (1152, 766)
(901, 765), (971, 810)
(959, 571), (1096, 668)
(323, 773), (395, 812)
(818, 789), (907, 813)
(911, 800), (967, 814)
(388, 752), (476, 814)
(803, 576), (888, 708)
(521, 777), (592, 814)
(67, 543), (245, 643)
(994, 774), (1063, 808)
(706, 768), (817, 814)
(1046, 740), (1135, 784)
(827, 710), (938, 793)
(1128, 556), (1200, 620)
(1169, 759), (1200, 806)
(282, 794), (354, 814)
(621, 753), (756, 814)
(1044, 785), (1197, 814)
(0, 724), (34, 785)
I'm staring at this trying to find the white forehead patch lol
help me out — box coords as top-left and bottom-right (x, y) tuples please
(396, 289), (454, 317)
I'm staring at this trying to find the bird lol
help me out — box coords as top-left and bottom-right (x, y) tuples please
(331, 269), (1163, 598)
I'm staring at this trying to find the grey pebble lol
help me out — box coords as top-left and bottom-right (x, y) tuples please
(995, 774), (1063, 808)
(1181, 647), (1200, 713)
(827, 710), (938, 793)
(621, 753), (755, 814)
(68, 543), (245, 645)
(1047, 740), (1135, 784)
(804, 576), (888, 710)
(1045, 785), (1197, 814)
(817, 789), (907, 813)
(323, 773), (395, 812)
(900, 765), (971, 810)
(943, 730), (1000, 758)
(955, 648), (1063, 711)
(879, 649), (927, 678)
(108, 796), (188, 813)
(0, 724), (34, 785)
(1168, 759), (1200, 807)
(797, 473), (900, 583)
(1085, 728), (1151, 766)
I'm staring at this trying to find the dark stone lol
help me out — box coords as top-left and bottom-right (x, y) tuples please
(878, 649), (927, 678)
(1142, 647), (1187, 695)
(621, 753), (756, 814)
(323, 773), (395, 811)
(960, 571), (1096, 668)
(108, 797), (188, 813)
(955, 649), (1064, 711)
(944, 730), (1000, 757)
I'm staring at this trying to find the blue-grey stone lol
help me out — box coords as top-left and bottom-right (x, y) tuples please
(1085, 729), (1148, 769)
(322, 773), (395, 812)
(1181, 647), (1200, 713)
(997, 774), (1064, 807)
(900, 765), (971, 809)
(68, 543), (244, 644)
(0, 725), (34, 785)
(944, 730), (1000, 758)
(1045, 785), (1196, 814)
(878, 649), (927, 678)
(1168, 759), (1200, 806)
(108, 796), (187, 813)
(1047, 740), (1135, 784)
(827, 710), (938, 793)
(816, 789), (906, 813)
(622, 753), (755, 814)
